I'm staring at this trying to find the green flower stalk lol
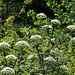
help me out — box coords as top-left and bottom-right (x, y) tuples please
(15, 41), (30, 72)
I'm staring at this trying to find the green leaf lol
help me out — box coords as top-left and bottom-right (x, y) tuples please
(63, 71), (70, 75)
(46, 2), (50, 7)
(24, 71), (28, 75)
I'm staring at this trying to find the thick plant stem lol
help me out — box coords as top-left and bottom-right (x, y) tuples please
(56, 57), (59, 75)
(56, 67), (60, 75)
(36, 43), (45, 75)
(36, 43), (41, 61)
(42, 54), (45, 75)
(3, 50), (7, 66)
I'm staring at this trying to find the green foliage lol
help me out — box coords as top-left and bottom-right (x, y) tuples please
(46, 0), (75, 25)
(0, 0), (75, 75)
(0, 18), (75, 74)
(27, 10), (36, 21)
(5, 16), (15, 26)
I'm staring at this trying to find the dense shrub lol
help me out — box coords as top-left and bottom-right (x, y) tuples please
(0, 0), (75, 75)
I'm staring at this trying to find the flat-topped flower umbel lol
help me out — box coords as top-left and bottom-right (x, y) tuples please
(5, 54), (17, 62)
(60, 65), (69, 71)
(70, 37), (75, 45)
(44, 57), (56, 63)
(51, 19), (61, 28)
(0, 42), (11, 49)
(30, 35), (42, 40)
(36, 13), (47, 19)
(67, 25), (75, 31)
(15, 41), (30, 48)
(42, 25), (53, 29)
(1, 67), (15, 75)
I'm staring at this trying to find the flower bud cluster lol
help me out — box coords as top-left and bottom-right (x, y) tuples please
(1, 67), (15, 75)
(5, 55), (17, 62)
(30, 35), (42, 40)
(51, 19), (61, 28)
(0, 42), (11, 49)
(70, 37), (75, 45)
(42, 25), (53, 29)
(36, 13), (47, 19)
(15, 41), (30, 48)
(44, 57), (56, 63)
(67, 25), (75, 31)
(60, 65), (68, 71)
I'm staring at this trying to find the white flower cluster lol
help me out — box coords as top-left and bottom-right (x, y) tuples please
(36, 13), (47, 19)
(70, 37), (75, 45)
(51, 19), (61, 27)
(1, 67), (15, 75)
(30, 35), (42, 40)
(67, 25), (75, 31)
(60, 65), (69, 71)
(15, 41), (30, 48)
(51, 38), (55, 42)
(44, 57), (56, 63)
(42, 25), (53, 29)
(27, 53), (38, 60)
(0, 42), (11, 49)
(5, 55), (17, 62)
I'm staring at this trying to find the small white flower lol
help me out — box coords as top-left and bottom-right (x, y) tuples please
(60, 65), (69, 71)
(67, 25), (75, 31)
(27, 54), (34, 59)
(44, 57), (56, 63)
(0, 42), (11, 49)
(51, 19), (61, 28)
(5, 55), (17, 62)
(15, 41), (30, 48)
(27, 54), (38, 59)
(36, 13), (47, 19)
(50, 50), (58, 56)
(42, 25), (53, 29)
(30, 35), (42, 40)
(51, 38), (55, 42)
(1, 67), (15, 75)
(71, 37), (75, 42)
